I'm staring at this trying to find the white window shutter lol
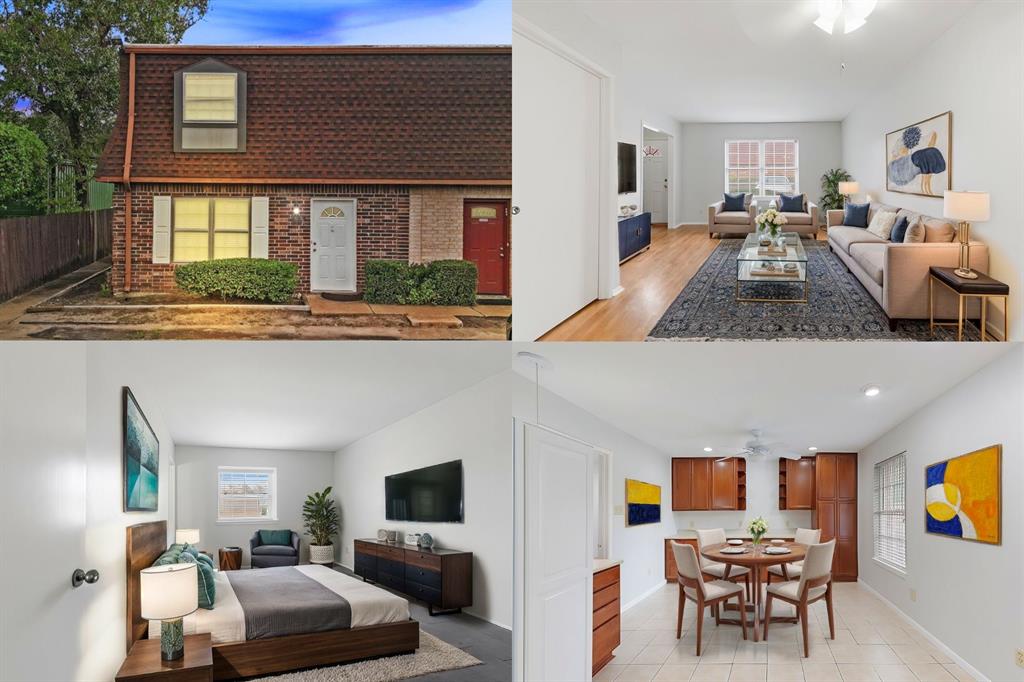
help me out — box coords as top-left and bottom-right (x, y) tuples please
(251, 197), (269, 258)
(152, 196), (171, 264)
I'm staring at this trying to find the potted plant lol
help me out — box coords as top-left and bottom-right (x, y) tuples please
(819, 168), (853, 221)
(302, 486), (340, 565)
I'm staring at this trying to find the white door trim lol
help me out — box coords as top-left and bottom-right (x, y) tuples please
(309, 197), (357, 293)
(513, 418), (596, 682)
(512, 15), (619, 303)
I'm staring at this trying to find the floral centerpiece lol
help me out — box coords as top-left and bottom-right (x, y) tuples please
(755, 207), (788, 242)
(747, 516), (769, 546)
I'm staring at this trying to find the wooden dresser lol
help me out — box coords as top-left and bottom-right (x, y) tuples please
(353, 539), (472, 615)
(592, 563), (621, 675)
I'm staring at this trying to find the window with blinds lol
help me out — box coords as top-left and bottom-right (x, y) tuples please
(183, 73), (238, 123)
(172, 198), (250, 263)
(873, 453), (906, 572)
(725, 140), (799, 197)
(217, 467), (277, 522)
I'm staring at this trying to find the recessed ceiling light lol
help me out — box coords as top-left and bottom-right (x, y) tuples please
(703, 447), (713, 452)
(862, 384), (881, 397)
(808, 446), (818, 451)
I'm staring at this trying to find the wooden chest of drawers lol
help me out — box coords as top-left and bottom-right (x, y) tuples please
(593, 564), (621, 675)
(354, 539), (472, 616)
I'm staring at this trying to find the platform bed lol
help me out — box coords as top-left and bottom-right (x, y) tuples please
(126, 521), (419, 680)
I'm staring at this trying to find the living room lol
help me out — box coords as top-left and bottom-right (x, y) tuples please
(512, 0), (1022, 343)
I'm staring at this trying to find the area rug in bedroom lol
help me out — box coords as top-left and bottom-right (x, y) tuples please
(647, 239), (981, 341)
(250, 631), (481, 682)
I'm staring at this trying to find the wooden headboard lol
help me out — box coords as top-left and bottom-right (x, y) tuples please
(125, 520), (168, 654)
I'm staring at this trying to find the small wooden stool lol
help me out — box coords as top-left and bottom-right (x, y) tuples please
(929, 266), (1009, 341)
(219, 546), (243, 571)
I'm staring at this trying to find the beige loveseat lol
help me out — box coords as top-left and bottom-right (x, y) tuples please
(708, 196), (755, 238)
(827, 203), (988, 329)
(769, 196), (820, 239)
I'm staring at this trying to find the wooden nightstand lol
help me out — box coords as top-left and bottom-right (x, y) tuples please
(115, 633), (213, 682)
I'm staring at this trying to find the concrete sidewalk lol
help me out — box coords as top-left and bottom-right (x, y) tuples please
(0, 258), (111, 337)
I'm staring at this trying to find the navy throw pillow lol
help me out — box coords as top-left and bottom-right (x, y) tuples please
(779, 194), (805, 212)
(890, 216), (910, 242)
(723, 192), (746, 212)
(843, 202), (870, 228)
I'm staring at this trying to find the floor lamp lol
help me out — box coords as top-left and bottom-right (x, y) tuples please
(838, 181), (859, 207)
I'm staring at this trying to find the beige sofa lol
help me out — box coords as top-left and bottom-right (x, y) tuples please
(826, 204), (988, 329)
(769, 196), (819, 239)
(708, 196), (756, 238)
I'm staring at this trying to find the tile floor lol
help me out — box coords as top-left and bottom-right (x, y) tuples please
(594, 582), (976, 682)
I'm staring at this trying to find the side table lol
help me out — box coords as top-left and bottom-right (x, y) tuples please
(929, 266), (1009, 341)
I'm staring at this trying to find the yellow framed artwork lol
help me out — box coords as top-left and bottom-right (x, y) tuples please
(925, 444), (1001, 545)
(625, 478), (661, 526)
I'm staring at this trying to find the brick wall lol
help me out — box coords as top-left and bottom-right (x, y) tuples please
(408, 186), (511, 262)
(112, 183), (409, 293)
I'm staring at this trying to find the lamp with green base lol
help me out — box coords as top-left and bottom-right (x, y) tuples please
(141, 563), (198, 661)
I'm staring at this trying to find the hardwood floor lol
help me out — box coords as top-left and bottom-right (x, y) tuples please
(541, 226), (716, 341)
(542, 225), (825, 341)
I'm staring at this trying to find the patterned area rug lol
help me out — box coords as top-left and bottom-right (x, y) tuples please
(647, 239), (981, 341)
(250, 630), (481, 682)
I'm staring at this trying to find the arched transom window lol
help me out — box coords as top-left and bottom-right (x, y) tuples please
(320, 206), (345, 218)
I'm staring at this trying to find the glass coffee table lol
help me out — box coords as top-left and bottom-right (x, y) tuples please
(736, 232), (808, 303)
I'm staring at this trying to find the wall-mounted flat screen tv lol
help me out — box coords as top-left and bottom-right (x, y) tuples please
(618, 142), (637, 194)
(385, 459), (464, 523)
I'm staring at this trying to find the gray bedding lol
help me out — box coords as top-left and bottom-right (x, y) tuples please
(226, 566), (352, 639)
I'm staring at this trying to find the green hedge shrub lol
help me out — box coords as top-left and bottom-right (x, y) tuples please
(0, 122), (47, 215)
(364, 259), (478, 306)
(174, 259), (298, 303)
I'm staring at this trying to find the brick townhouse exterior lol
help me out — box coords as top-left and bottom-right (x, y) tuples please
(96, 44), (511, 296)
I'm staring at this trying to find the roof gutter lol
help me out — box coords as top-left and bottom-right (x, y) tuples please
(122, 51), (136, 292)
(121, 44), (510, 55)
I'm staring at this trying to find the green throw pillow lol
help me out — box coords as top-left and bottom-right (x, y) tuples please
(179, 552), (215, 610)
(259, 529), (292, 546)
(195, 552), (215, 571)
(152, 545), (183, 566)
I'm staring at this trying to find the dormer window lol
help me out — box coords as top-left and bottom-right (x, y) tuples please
(174, 59), (246, 152)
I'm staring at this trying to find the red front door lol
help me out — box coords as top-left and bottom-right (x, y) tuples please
(463, 200), (509, 296)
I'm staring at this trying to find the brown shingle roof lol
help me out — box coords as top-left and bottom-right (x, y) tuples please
(96, 45), (511, 184)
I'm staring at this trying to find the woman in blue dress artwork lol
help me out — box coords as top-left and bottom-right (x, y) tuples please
(888, 125), (946, 196)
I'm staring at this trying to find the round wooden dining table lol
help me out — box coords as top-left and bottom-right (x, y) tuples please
(700, 541), (807, 642)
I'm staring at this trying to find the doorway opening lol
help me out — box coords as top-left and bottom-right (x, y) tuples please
(642, 125), (673, 228)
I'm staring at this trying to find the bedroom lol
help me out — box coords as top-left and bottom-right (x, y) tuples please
(1, 341), (1020, 682)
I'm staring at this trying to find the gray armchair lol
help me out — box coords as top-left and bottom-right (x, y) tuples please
(250, 530), (300, 568)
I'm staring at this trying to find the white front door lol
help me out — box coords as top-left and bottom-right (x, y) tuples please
(310, 199), (356, 292)
(644, 151), (668, 223)
(514, 421), (595, 682)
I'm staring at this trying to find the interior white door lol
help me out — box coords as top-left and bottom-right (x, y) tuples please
(0, 345), (90, 681)
(310, 199), (356, 292)
(643, 151), (668, 223)
(512, 30), (601, 340)
(514, 421), (594, 682)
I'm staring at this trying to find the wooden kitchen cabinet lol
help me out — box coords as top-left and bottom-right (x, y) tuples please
(671, 458), (693, 510)
(672, 457), (744, 511)
(812, 453), (858, 581)
(592, 565), (621, 675)
(779, 457), (815, 510)
(711, 459), (736, 510)
(691, 458), (711, 510)
(664, 538), (699, 580)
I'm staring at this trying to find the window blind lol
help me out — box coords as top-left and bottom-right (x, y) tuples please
(725, 139), (799, 196)
(873, 453), (906, 571)
(217, 467), (276, 521)
(183, 73), (238, 123)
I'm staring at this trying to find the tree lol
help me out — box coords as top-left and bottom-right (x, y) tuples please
(0, 0), (209, 207)
(0, 121), (46, 214)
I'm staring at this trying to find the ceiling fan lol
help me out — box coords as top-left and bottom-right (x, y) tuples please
(716, 429), (805, 462)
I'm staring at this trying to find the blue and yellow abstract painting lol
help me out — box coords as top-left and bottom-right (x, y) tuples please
(123, 387), (159, 512)
(626, 479), (661, 527)
(925, 445), (1000, 545)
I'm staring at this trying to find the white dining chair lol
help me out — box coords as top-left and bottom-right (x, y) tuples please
(767, 527), (821, 583)
(764, 539), (836, 657)
(694, 528), (751, 600)
(671, 541), (748, 655)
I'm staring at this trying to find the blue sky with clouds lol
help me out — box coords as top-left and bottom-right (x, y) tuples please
(182, 0), (510, 45)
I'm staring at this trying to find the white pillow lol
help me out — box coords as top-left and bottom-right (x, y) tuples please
(866, 210), (898, 240)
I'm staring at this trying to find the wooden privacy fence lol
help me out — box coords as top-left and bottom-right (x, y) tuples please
(0, 208), (113, 302)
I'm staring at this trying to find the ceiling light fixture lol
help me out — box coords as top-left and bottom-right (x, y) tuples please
(862, 384), (881, 398)
(703, 447), (713, 453)
(814, 0), (877, 35)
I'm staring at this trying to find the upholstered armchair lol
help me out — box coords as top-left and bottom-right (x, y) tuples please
(769, 196), (820, 238)
(250, 530), (300, 568)
(708, 197), (756, 238)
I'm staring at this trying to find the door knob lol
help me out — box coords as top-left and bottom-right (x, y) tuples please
(511, 205), (520, 215)
(71, 568), (99, 588)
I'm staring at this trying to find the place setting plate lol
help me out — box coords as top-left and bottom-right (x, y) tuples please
(727, 539), (744, 546)
(720, 546), (748, 554)
(764, 546), (791, 554)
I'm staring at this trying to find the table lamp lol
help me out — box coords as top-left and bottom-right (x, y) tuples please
(943, 190), (990, 279)
(140, 563), (198, 661)
(175, 528), (200, 546)
(837, 181), (859, 206)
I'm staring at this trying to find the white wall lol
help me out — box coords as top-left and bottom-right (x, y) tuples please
(671, 457), (812, 534)
(334, 370), (675, 627)
(81, 344), (176, 682)
(841, 0), (1024, 341)
(175, 446), (335, 567)
(858, 346), (1023, 682)
(679, 121), (842, 224)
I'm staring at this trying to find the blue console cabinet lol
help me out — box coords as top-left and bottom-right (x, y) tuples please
(618, 212), (652, 263)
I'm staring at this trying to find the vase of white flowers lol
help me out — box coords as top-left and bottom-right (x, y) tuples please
(755, 207), (788, 243)
(747, 516), (768, 546)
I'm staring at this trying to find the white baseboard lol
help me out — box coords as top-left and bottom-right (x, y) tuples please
(856, 579), (989, 682)
(678, 222), (706, 229)
(622, 581), (669, 614)
(611, 285), (625, 297)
